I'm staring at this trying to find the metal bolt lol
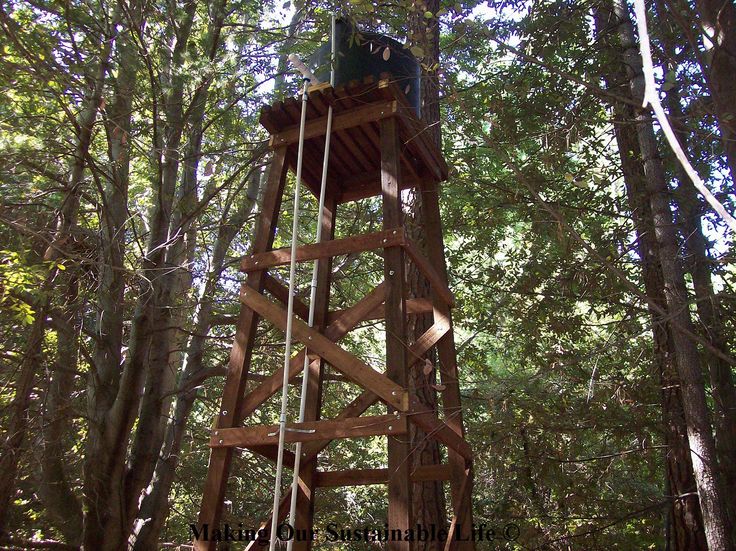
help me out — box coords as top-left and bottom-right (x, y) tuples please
(219, 439), (224, 444)
(308, 336), (312, 340)
(392, 390), (397, 396)
(388, 425), (393, 431)
(389, 270), (395, 276)
(214, 431), (219, 435)
(222, 410), (228, 416)
(383, 238), (387, 243)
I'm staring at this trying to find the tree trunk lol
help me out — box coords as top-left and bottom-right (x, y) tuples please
(0, 12), (111, 538)
(595, 8), (708, 548)
(0, 311), (46, 535)
(658, 22), (736, 527)
(610, 1), (733, 547)
(84, 4), (144, 547)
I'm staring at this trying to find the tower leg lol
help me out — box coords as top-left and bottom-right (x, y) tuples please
(194, 148), (289, 551)
(292, 195), (337, 551)
(420, 180), (475, 550)
(381, 116), (413, 551)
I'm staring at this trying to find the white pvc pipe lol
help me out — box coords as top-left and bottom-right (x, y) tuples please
(285, 15), (336, 551)
(269, 76), (310, 551)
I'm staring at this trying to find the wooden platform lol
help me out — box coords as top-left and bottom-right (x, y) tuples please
(259, 74), (449, 202)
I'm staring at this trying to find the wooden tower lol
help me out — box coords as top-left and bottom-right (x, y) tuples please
(195, 76), (475, 551)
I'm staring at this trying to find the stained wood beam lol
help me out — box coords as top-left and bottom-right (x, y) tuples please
(244, 445), (296, 470)
(444, 467), (473, 551)
(314, 464), (453, 487)
(240, 228), (403, 272)
(210, 414), (407, 447)
(263, 274), (310, 320)
(269, 100), (398, 147)
(239, 285), (408, 411)
(327, 297), (434, 324)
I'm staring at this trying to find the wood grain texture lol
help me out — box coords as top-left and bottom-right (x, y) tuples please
(240, 228), (403, 272)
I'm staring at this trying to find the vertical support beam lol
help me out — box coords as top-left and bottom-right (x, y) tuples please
(195, 148), (289, 551)
(419, 179), (475, 549)
(381, 116), (413, 551)
(292, 195), (337, 551)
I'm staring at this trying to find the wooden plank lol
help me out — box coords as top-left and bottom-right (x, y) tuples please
(314, 464), (452, 487)
(444, 467), (473, 551)
(210, 414), (408, 447)
(327, 297), (433, 324)
(381, 115), (413, 551)
(407, 321), (451, 365)
(270, 100), (398, 147)
(245, 445), (296, 470)
(402, 231), (456, 306)
(239, 286), (408, 411)
(237, 282), (387, 422)
(195, 148), (289, 551)
(240, 228), (404, 272)
(263, 273), (310, 320)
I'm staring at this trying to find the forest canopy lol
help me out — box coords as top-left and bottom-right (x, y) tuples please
(0, 0), (735, 549)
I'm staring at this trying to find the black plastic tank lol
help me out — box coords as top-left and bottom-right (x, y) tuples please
(311, 19), (421, 116)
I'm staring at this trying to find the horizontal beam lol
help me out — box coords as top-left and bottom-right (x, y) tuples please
(326, 297), (434, 325)
(240, 228), (403, 272)
(314, 464), (452, 488)
(239, 285), (408, 411)
(210, 414), (407, 447)
(269, 100), (398, 147)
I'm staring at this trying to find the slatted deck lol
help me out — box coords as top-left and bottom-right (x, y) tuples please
(259, 74), (449, 202)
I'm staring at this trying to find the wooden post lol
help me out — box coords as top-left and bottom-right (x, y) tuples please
(381, 116), (413, 551)
(292, 194), (337, 551)
(419, 179), (475, 550)
(194, 148), (289, 551)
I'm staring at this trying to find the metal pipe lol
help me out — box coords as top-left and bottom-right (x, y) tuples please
(285, 15), (336, 551)
(269, 75), (310, 551)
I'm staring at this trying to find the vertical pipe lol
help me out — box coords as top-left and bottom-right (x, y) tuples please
(285, 15), (336, 551)
(269, 76), (310, 551)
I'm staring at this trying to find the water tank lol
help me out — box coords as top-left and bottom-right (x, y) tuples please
(311, 19), (421, 116)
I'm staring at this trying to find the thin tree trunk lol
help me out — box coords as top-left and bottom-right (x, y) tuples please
(84, 3), (143, 547)
(0, 11), (111, 537)
(658, 23), (736, 526)
(38, 273), (84, 546)
(0, 311), (46, 535)
(610, 1), (733, 547)
(595, 8), (708, 547)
